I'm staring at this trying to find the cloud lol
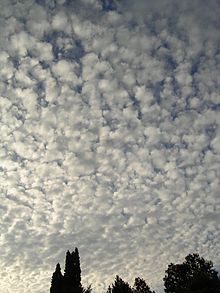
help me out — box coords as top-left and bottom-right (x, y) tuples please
(0, 0), (220, 293)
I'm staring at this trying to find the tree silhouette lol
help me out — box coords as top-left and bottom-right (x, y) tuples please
(73, 247), (81, 287)
(64, 250), (74, 285)
(163, 253), (219, 293)
(133, 277), (155, 293)
(180, 270), (220, 293)
(50, 248), (90, 293)
(107, 276), (133, 293)
(63, 250), (77, 293)
(50, 263), (64, 293)
(50, 250), (220, 293)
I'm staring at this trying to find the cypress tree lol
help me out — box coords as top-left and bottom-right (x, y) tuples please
(63, 250), (75, 292)
(73, 247), (82, 287)
(50, 248), (90, 293)
(50, 263), (63, 293)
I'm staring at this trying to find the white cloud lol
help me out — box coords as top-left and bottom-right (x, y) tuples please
(0, 1), (220, 293)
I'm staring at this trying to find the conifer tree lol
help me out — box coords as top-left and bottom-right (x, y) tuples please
(62, 248), (87, 293)
(50, 248), (89, 293)
(107, 276), (133, 293)
(73, 247), (81, 287)
(64, 250), (74, 284)
(50, 263), (63, 293)
(133, 277), (155, 293)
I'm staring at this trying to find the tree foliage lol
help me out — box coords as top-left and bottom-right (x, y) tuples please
(50, 250), (220, 293)
(107, 276), (155, 293)
(107, 276), (133, 293)
(133, 277), (155, 293)
(163, 253), (219, 293)
(50, 248), (90, 293)
(73, 247), (82, 287)
(50, 263), (63, 293)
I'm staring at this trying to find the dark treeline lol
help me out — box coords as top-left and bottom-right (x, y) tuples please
(50, 248), (220, 293)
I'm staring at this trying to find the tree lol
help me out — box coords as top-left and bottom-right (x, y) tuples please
(50, 248), (90, 293)
(50, 263), (64, 293)
(133, 277), (155, 293)
(64, 250), (75, 285)
(179, 270), (220, 293)
(163, 253), (219, 293)
(82, 284), (92, 293)
(107, 276), (133, 293)
(63, 249), (83, 293)
(73, 247), (81, 287)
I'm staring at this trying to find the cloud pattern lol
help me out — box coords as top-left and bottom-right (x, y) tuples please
(0, 0), (220, 292)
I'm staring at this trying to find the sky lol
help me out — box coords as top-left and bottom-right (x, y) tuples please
(0, 0), (220, 292)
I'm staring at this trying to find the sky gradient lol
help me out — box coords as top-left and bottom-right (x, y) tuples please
(0, 0), (220, 292)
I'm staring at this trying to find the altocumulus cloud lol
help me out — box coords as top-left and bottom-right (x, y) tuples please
(0, 0), (220, 292)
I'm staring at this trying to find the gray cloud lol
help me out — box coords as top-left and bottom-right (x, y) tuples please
(0, 0), (220, 292)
